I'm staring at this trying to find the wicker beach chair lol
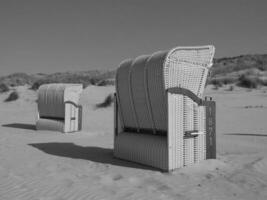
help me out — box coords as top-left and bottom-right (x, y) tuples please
(114, 46), (216, 171)
(36, 83), (83, 133)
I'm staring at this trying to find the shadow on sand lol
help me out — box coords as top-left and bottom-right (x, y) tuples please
(2, 123), (36, 130)
(224, 133), (267, 137)
(29, 142), (157, 171)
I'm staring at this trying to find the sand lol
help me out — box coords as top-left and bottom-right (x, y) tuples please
(0, 85), (267, 200)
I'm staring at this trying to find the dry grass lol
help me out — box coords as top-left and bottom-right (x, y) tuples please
(95, 94), (114, 108)
(0, 83), (9, 93)
(4, 91), (19, 102)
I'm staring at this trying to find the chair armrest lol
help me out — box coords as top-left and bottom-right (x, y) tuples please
(166, 87), (203, 105)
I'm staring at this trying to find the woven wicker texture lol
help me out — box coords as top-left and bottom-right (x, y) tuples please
(114, 132), (168, 170)
(37, 83), (83, 133)
(194, 106), (206, 162)
(36, 118), (64, 132)
(164, 46), (215, 97)
(168, 93), (184, 169)
(184, 137), (195, 166)
(130, 55), (151, 130)
(145, 51), (169, 132)
(115, 45), (215, 170)
(116, 59), (137, 129)
(164, 46), (214, 168)
(38, 84), (66, 118)
(38, 84), (82, 118)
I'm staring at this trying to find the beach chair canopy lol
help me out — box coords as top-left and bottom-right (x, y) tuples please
(38, 84), (83, 119)
(36, 83), (83, 133)
(116, 46), (215, 134)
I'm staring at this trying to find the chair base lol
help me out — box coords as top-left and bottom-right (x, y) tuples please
(36, 118), (65, 132)
(114, 132), (168, 171)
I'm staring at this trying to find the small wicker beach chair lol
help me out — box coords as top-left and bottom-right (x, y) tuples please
(114, 46), (216, 171)
(36, 83), (83, 133)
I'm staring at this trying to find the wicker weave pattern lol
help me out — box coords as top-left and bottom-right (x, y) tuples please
(37, 84), (83, 133)
(146, 51), (168, 131)
(168, 46), (214, 68)
(164, 46), (214, 167)
(184, 138), (195, 166)
(115, 45), (215, 171)
(194, 106), (206, 162)
(168, 93), (184, 169)
(114, 132), (168, 170)
(36, 118), (64, 132)
(164, 46), (214, 97)
(130, 55), (152, 130)
(38, 84), (66, 118)
(116, 59), (137, 128)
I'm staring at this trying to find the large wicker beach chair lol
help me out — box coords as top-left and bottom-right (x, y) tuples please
(36, 83), (83, 133)
(114, 46), (216, 171)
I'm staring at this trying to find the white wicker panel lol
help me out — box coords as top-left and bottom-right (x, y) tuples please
(168, 93), (184, 170)
(130, 55), (153, 130)
(164, 61), (206, 97)
(183, 97), (195, 165)
(198, 69), (209, 97)
(168, 46), (215, 68)
(194, 106), (206, 162)
(64, 104), (79, 133)
(116, 59), (137, 128)
(38, 84), (82, 118)
(114, 46), (215, 170)
(183, 97), (195, 133)
(164, 46), (215, 98)
(64, 84), (83, 105)
(37, 83), (82, 133)
(114, 132), (168, 170)
(184, 138), (195, 166)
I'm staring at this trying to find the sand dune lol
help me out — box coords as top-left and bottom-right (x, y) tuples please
(0, 85), (267, 200)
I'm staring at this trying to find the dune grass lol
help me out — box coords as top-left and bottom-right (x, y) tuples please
(4, 91), (19, 102)
(0, 83), (9, 93)
(95, 94), (114, 108)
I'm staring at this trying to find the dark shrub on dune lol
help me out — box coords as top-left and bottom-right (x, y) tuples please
(0, 83), (9, 93)
(227, 85), (234, 91)
(31, 80), (47, 90)
(95, 94), (114, 108)
(209, 78), (223, 87)
(4, 91), (19, 102)
(237, 74), (260, 89)
(96, 79), (115, 86)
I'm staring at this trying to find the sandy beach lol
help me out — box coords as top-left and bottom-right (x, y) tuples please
(0, 85), (267, 200)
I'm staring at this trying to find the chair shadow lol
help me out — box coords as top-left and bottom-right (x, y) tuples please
(29, 142), (157, 171)
(224, 133), (267, 137)
(2, 123), (36, 130)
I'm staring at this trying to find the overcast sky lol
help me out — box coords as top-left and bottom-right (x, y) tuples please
(0, 0), (267, 75)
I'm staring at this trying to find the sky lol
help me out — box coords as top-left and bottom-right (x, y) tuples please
(0, 0), (267, 75)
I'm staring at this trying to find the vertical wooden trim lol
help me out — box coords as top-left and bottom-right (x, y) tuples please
(78, 106), (82, 131)
(204, 101), (216, 159)
(114, 93), (118, 137)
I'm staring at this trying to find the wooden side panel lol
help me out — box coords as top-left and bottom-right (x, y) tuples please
(204, 101), (216, 159)
(78, 106), (82, 131)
